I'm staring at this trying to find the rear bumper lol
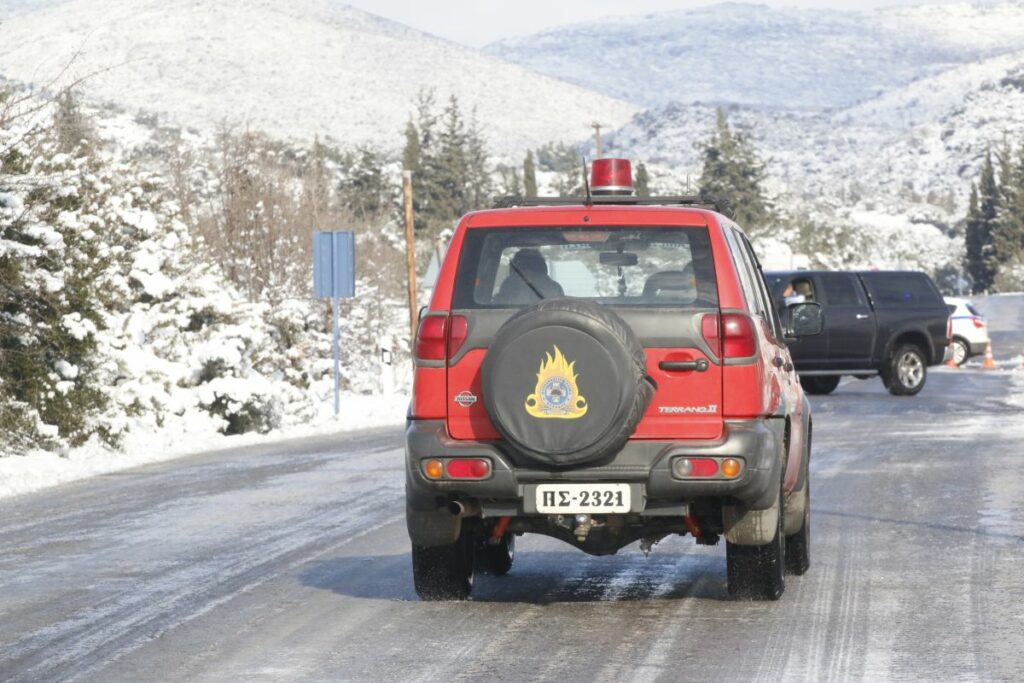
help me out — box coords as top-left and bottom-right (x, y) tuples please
(405, 419), (783, 545)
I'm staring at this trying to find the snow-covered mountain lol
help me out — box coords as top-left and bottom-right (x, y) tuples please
(486, 2), (1024, 110)
(0, 0), (638, 155)
(603, 48), (1024, 272)
(608, 50), (1024, 203)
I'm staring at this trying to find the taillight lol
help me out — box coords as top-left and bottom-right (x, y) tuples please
(415, 314), (469, 362)
(672, 456), (744, 479)
(971, 317), (985, 329)
(947, 317), (953, 340)
(448, 315), (468, 358)
(415, 316), (447, 361)
(445, 458), (491, 479)
(721, 313), (757, 358)
(673, 457), (719, 478)
(701, 313), (722, 357)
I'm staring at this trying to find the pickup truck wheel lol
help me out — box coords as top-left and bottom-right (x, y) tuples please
(476, 533), (515, 576)
(883, 344), (927, 396)
(951, 338), (969, 367)
(726, 476), (786, 600)
(412, 533), (475, 600)
(800, 375), (840, 395)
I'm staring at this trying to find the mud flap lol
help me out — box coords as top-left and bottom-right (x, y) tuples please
(722, 496), (780, 546)
(406, 500), (461, 548)
(783, 477), (807, 536)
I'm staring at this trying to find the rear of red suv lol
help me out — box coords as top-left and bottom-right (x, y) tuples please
(406, 164), (820, 601)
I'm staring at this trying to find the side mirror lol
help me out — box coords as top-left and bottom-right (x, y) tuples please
(783, 302), (824, 339)
(417, 305), (428, 323)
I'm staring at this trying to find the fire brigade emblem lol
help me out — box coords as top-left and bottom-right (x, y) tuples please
(525, 346), (588, 419)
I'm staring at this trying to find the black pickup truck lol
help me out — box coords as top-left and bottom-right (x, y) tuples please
(765, 270), (951, 396)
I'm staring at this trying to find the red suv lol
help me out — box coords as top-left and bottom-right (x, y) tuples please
(406, 159), (823, 601)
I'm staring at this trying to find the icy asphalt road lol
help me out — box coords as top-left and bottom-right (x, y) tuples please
(2, 370), (1024, 682)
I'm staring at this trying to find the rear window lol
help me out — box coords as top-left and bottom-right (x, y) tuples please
(861, 273), (942, 308)
(452, 226), (718, 309)
(820, 273), (864, 306)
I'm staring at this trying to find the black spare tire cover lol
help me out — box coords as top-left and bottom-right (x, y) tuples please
(481, 298), (654, 467)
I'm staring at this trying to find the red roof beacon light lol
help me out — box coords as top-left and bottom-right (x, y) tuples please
(590, 158), (634, 196)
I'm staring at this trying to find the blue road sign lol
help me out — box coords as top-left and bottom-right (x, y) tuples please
(312, 231), (356, 418)
(313, 231), (356, 299)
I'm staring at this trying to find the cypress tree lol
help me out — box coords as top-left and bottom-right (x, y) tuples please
(965, 152), (999, 292)
(991, 143), (1024, 287)
(523, 150), (538, 198)
(402, 120), (420, 173)
(634, 161), (650, 197)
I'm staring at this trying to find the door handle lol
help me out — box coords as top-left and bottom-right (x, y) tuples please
(659, 359), (709, 372)
(855, 313), (870, 320)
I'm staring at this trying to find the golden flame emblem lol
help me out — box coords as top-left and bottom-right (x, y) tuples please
(525, 346), (588, 419)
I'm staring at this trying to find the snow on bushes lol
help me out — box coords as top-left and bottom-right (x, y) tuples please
(1, 92), (396, 456)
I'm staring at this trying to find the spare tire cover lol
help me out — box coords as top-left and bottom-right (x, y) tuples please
(482, 298), (653, 467)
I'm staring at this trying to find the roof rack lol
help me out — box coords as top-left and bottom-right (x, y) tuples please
(492, 194), (724, 213)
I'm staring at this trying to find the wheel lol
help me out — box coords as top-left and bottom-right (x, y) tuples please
(412, 533), (475, 600)
(951, 338), (969, 367)
(785, 432), (811, 575)
(476, 533), (515, 576)
(800, 375), (840, 395)
(882, 344), (927, 396)
(727, 476), (786, 600)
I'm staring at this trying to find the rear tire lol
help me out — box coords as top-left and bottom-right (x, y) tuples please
(800, 375), (841, 395)
(412, 533), (475, 600)
(476, 533), (515, 576)
(882, 344), (927, 396)
(951, 338), (969, 367)
(727, 476), (786, 600)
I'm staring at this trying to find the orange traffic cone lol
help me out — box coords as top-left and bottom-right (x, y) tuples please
(982, 342), (996, 370)
(945, 353), (959, 369)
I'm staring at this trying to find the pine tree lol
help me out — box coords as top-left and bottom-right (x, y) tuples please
(697, 109), (771, 232)
(634, 161), (650, 197)
(523, 150), (538, 198)
(464, 110), (492, 209)
(965, 152), (999, 292)
(497, 164), (522, 196)
(340, 145), (390, 221)
(53, 90), (94, 155)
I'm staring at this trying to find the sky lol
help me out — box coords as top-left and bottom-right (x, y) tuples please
(345, 0), (978, 47)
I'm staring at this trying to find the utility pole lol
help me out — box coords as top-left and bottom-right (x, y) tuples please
(402, 171), (418, 345)
(591, 121), (603, 157)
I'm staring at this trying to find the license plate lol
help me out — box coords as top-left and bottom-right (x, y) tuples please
(535, 483), (631, 514)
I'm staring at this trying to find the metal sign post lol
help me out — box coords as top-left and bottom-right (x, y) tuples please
(313, 231), (356, 418)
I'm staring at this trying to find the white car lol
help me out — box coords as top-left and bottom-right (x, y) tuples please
(944, 297), (990, 366)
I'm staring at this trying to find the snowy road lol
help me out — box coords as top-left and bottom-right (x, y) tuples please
(2, 369), (1023, 681)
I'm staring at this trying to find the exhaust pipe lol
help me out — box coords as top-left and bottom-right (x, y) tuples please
(448, 499), (480, 517)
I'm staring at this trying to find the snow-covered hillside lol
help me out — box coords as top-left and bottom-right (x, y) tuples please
(0, 0), (638, 155)
(487, 2), (1024, 110)
(604, 47), (1024, 273)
